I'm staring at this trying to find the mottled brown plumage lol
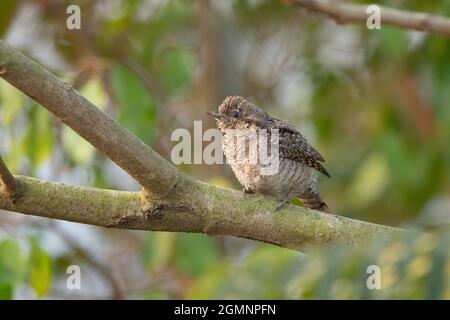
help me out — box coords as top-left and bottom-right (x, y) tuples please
(269, 118), (330, 178)
(208, 96), (330, 212)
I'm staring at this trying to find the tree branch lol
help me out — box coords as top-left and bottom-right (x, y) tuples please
(287, 0), (450, 37)
(0, 176), (405, 251)
(0, 155), (17, 201)
(0, 40), (185, 198)
(0, 40), (409, 252)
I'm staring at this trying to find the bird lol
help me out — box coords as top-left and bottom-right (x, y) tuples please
(207, 96), (331, 212)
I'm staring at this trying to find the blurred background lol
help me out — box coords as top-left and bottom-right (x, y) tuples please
(1, 0), (450, 299)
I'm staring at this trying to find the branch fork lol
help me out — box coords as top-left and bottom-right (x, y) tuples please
(0, 156), (18, 203)
(0, 37), (410, 251)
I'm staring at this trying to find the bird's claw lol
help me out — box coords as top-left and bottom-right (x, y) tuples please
(275, 199), (289, 211)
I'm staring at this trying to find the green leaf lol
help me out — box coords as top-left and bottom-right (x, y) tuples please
(110, 64), (157, 145)
(79, 77), (108, 110)
(29, 240), (53, 298)
(378, 27), (408, 60)
(62, 126), (95, 164)
(0, 239), (28, 299)
(0, 0), (20, 36)
(347, 152), (388, 208)
(188, 264), (229, 299)
(142, 232), (178, 271)
(159, 48), (195, 95)
(23, 104), (55, 168)
(0, 283), (13, 300)
(174, 234), (219, 277)
(0, 81), (25, 126)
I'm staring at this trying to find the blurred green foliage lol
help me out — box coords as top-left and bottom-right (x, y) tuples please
(0, 238), (53, 299)
(0, 239), (28, 299)
(188, 231), (450, 299)
(0, 0), (450, 299)
(111, 64), (157, 145)
(29, 239), (53, 297)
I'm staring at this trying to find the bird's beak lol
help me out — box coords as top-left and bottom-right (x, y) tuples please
(206, 111), (225, 119)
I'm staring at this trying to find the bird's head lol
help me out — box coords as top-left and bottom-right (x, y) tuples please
(207, 96), (269, 130)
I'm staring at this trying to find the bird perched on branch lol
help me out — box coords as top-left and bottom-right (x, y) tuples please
(207, 96), (331, 212)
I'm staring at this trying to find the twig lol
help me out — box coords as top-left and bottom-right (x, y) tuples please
(287, 0), (450, 37)
(0, 156), (17, 201)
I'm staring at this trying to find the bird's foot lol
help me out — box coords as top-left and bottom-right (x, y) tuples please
(243, 187), (255, 194)
(275, 199), (289, 211)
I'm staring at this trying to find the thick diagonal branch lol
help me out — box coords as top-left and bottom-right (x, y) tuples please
(0, 40), (186, 197)
(288, 0), (450, 37)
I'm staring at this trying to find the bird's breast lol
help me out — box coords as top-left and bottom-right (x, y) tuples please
(221, 131), (317, 198)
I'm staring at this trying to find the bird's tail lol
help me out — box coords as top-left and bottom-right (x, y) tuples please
(300, 188), (330, 213)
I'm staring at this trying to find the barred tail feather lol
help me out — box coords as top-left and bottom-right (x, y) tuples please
(300, 188), (330, 213)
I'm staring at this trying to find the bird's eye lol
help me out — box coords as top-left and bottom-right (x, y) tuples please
(232, 111), (240, 118)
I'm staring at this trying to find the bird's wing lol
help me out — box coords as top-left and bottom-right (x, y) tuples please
(270, 120), (330, 178)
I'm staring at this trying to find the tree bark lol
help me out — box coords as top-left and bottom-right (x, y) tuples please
(1, 176), (405, 251)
